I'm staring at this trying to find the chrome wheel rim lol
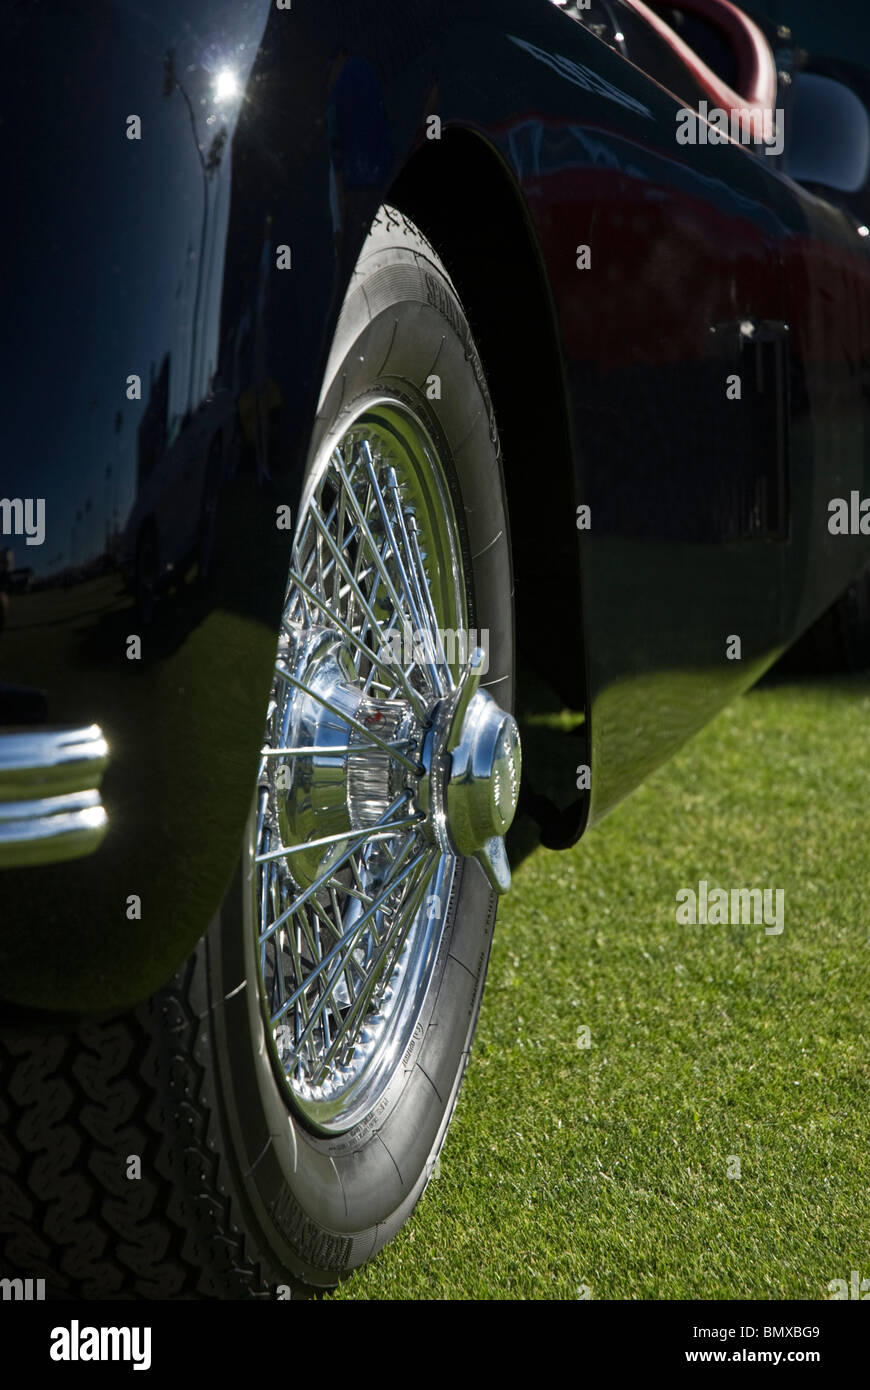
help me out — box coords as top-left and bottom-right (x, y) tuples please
(253, 396), (521, 1134)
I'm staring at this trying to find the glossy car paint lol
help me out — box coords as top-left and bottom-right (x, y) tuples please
(1, 0), (868, 1010)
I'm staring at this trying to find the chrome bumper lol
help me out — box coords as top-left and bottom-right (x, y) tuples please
(0, 725), (109, 866)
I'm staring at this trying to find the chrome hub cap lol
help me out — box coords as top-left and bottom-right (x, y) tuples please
(253, 398), (521, 1133)
(417, 653), (521, 893)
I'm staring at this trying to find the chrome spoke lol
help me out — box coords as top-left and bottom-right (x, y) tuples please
(333, 451), (434, 692)
(255, 813), (422, 864)
(274, 862), (432, 1073)
(260, 742), (411, 758)
(407, 512), (455, 690)
(270, 840), (428, 1030)
(311, 849), (439, 1082)
(359, 444), (445, 697)
(383, 465), (447, 697)
(287, 557), (428, 720)
(360, 444), (428, 636)
(258, 793), (415, 943)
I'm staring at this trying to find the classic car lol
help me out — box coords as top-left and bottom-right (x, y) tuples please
(1, 0), (869, 1297)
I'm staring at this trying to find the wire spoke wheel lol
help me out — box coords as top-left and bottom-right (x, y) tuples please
(253, 397), (520, 1135)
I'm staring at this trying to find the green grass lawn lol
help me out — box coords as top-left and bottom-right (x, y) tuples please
(334, 673), (870, 1299)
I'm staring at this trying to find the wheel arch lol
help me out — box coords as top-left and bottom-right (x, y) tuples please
(388, 129), (589, 847)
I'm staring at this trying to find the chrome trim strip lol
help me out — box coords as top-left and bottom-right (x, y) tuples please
(0, 725), (109, 865)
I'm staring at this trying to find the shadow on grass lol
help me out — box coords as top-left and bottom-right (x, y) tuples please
(757, 655), (870, 696)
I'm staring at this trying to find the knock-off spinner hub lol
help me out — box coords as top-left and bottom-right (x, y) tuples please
(407, 646), (521, 892)
(275, 630), (521, 895)
(444, 691), (522, 854)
